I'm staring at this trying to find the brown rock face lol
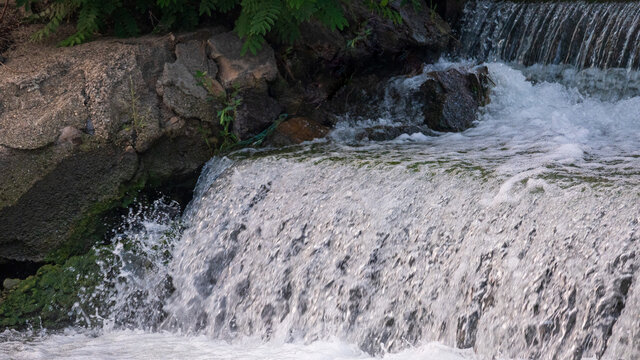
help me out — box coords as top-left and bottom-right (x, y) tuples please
(207, 32), (279, 89)
(266, 117), (331, 146)
(0, 26), (290, 262)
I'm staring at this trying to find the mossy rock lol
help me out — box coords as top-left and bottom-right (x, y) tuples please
(0, 252), (100, 330)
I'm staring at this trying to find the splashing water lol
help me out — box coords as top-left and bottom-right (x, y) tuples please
(74, 198), (183, 331)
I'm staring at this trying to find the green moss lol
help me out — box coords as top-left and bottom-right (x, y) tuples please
(0, 252), (100, 330)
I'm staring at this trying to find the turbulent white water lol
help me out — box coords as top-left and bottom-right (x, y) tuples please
(3, 58), (640, 359)
(0, 330), (474, 360)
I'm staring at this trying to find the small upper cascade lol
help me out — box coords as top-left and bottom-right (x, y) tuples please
(460, 1), (640, 70)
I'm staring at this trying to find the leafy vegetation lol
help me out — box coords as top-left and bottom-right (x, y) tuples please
(216, 89), (241, 150)
(16, 0), (421, 53)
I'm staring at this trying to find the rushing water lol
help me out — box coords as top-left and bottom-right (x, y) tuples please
(0, 330), (475, 360)
(4, 2), (640, 359)
(460, 0), (640, 100)
(460, 1), (640, 70)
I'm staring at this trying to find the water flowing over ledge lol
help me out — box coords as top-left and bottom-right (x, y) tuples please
(460, 1), (640, 99)
(3, 57), (640, 359)
(461, 1), (640, 70)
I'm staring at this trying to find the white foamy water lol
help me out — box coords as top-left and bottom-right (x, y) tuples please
(0, 330), (474, 360)
(331, 61), (640, 186)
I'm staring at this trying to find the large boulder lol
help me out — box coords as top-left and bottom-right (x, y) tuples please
(0, 26), (281, 264)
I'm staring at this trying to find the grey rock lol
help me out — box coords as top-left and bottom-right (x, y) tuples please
(157, 61), (219, 121)
(175, 40), (219, 77)
(421, 66), (491, 132)
(0, 34), (217, 263)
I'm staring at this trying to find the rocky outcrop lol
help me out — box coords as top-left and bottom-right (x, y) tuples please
(157, 38), (223, 122)
(320, 65), (492, 136)
(233, 88), (282, 140)
(0, 26), (282, 264)
(274, 1), (453, 121)
(208, 32), (279, 90)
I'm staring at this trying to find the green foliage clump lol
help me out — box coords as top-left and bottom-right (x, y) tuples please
(0, 252), (100, 330)
(17, 0), (420, 53)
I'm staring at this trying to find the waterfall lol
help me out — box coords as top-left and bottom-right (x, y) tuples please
(15, 62), (632, 359)
(460, 1), (640, 99)
(460, 1), (640, 70)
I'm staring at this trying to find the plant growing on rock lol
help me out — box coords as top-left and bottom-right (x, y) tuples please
(16, 0), (421, 52)
(216, 90), (241, 151)
(195, 70), (240, 152)
(347, 22), (372, 49)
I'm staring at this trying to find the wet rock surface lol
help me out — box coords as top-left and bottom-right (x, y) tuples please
(323, 65), (492, 137)
(421, 66), (491, 132)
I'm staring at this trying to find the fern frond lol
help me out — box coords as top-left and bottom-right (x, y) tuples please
(315, 0), (347, 31)
(32, 1), (78, 42)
